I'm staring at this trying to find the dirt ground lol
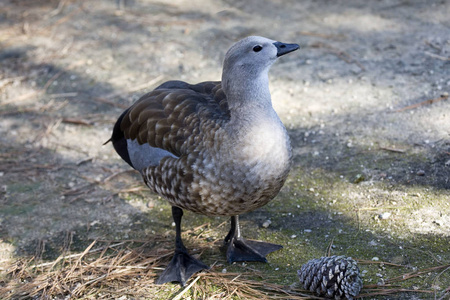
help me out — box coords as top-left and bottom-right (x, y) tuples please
(0, 0), (449, 299)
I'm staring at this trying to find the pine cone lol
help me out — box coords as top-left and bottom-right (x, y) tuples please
(297, 255), (363, 300)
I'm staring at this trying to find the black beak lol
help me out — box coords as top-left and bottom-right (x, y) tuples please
(273, 41), (300, 57)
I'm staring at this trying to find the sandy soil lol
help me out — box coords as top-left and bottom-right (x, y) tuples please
(0, 0), (449, 299)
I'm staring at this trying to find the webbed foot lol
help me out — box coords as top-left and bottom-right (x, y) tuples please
(156, 250), (209, 286)
(226, 236), (282, 263)
(156, 206), (209, 286)
(224, 215), (282, 263)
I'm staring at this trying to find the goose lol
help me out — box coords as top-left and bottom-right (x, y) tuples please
(107, 36), (299, 286)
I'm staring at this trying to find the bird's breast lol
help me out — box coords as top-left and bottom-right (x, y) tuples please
(232, 118), (292, 181)
(183, 119), (291, 216)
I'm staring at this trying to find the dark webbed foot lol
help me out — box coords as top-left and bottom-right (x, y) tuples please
(156, 206), (209, 286)
(224, 216), (282, 263)
(155, 249), (209, 286)
(226, 237), (283, 263)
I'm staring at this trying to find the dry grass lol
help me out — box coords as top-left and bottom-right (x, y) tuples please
(1, 233), (447, 299)
(1, 238), (313, 299)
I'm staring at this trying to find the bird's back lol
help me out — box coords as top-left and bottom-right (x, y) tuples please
(111, 81), (228, 166)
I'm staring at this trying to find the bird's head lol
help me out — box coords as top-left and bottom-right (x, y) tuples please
(222, 36), (299, 97)
(223, 36), (299, 77)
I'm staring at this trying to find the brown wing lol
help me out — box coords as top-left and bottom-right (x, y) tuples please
(120, 81), (229, 157)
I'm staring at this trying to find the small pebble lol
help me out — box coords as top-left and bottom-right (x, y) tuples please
(222, 268), (227, 273)
(369, 240), (378, 246)
(262, 220), (272, 228)
(290, 234), (297, 238)
(379, 212), (391, 220)
(416, 170), (425, 176)
(433, 220), (442, 226)
(353, 174), (365, 184)
(372, 257), (379, 261)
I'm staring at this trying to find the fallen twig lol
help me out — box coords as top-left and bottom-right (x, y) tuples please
(76, 157), (95, 166)
(384, 264), (450, 284)
(1, 60), (84, 106)
(101, 75), (165, 100)
(30, 242), (127, 270)
(380, 146), (406, 153)
(94, 75), (165, 108)
(356, 259), (406, 268)
(0, 76), (26, 91)
(47, 0), (68, 18)
(64, 183), (95, 196)
(395, 94), (449, 112)
(425, 40), (442, 51)
(34, 118), (63, 143)
(50, 141), (90, 155)
(1, 91), (42, 106)
(424, 51), (450, 61)
(93, 96), (129, 109)
(358, 288), (434, 297)
(310, 42), (365, 71)
(39, 3), (83, 34)
(296, 31), (346, 40)
(101, 169), (138, 183)
(44, 71), (64, 90)
(173, 275), (201, 300)
(3, 163), (63, 173)
(62, 117), (93, 126)
(48, 92), (78, 98)
(357, 206), (406, 211)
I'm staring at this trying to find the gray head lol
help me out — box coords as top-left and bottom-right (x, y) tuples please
(222, 36), (299, 96)
(223, 36), (299, 75)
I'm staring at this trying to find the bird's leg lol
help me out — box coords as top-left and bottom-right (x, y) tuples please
(225, 215), (282, 263)
(155, 206), (209, 286)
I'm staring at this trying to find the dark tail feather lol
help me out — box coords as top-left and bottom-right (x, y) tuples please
(108, 109), (134, 168)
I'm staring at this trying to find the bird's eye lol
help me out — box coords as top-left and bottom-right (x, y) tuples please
(253, 45), (263, 52)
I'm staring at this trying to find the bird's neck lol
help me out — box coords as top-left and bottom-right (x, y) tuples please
(221, 68), (284, 140)
(222, 68), (273, 114)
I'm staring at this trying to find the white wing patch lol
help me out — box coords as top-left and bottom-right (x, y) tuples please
(127, 139), (178, 172)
